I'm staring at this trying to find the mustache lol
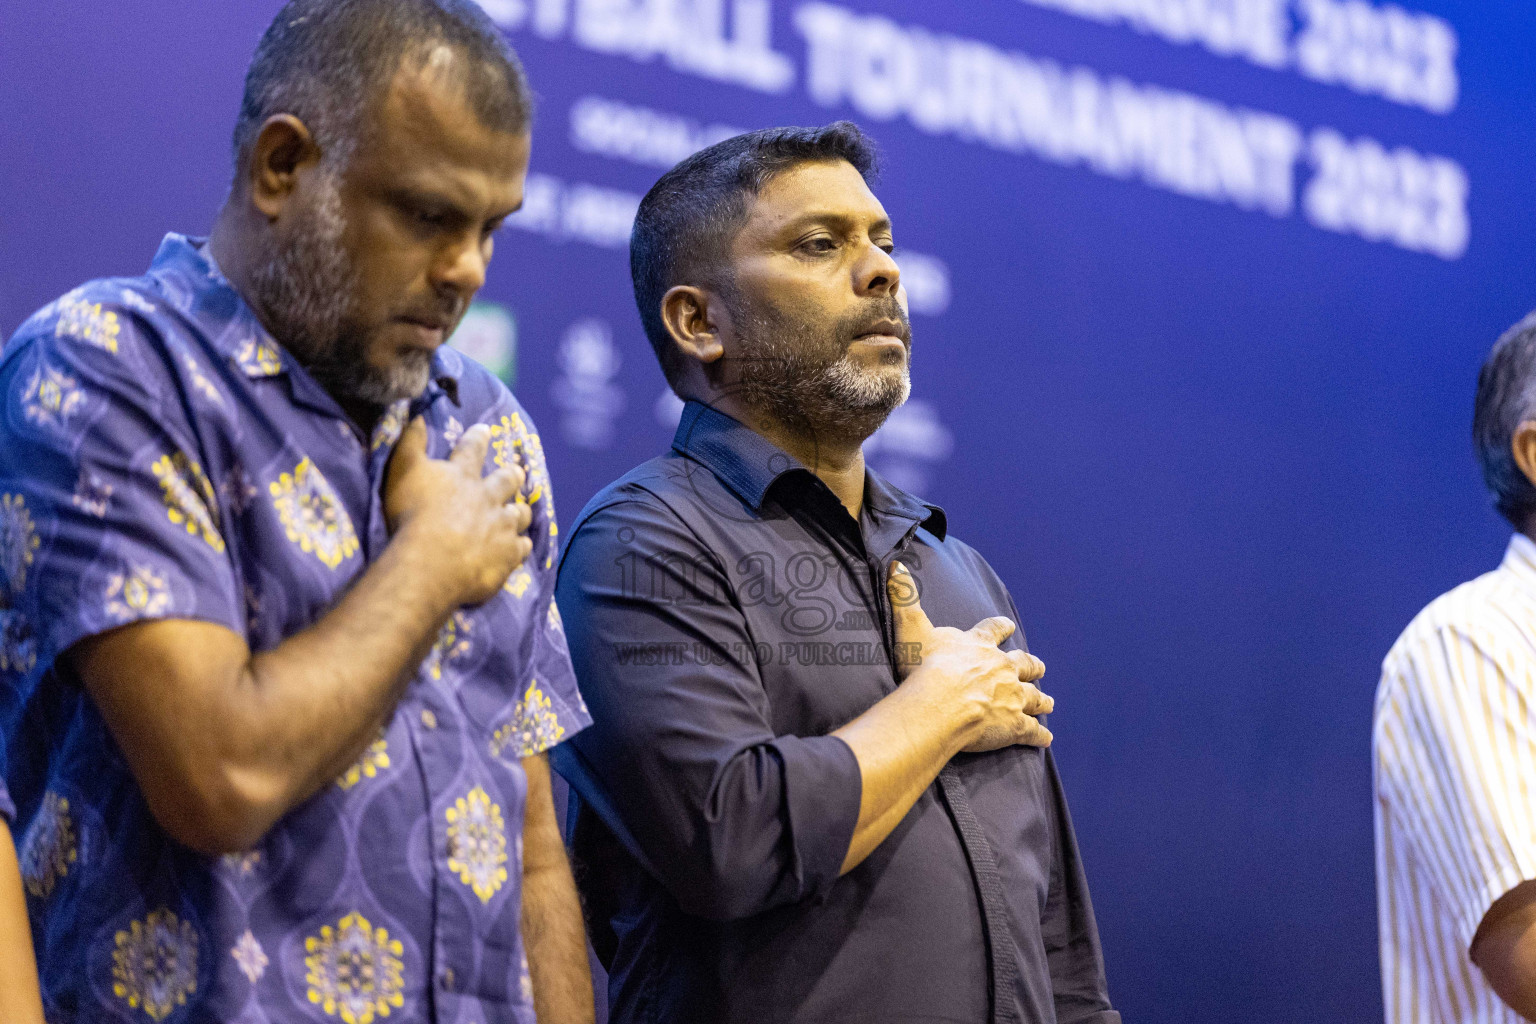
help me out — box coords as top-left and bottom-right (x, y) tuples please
(398, 297), (466, 332)
(841, 298), (912, 344)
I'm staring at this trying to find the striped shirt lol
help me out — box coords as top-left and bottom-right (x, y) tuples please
(1375, 533), (1536, 1024)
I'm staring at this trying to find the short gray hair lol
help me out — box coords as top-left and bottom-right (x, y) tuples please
(1474, 311), (1536, 527)
(233, 0), (532, 172)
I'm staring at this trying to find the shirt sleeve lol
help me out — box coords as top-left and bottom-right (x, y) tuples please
(550, 497), (863, 923)
(0, 302), (243, 818)
(1375, 619), (1536, 949)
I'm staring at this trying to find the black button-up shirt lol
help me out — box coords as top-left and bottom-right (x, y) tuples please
(552, 401), (1118, 1024)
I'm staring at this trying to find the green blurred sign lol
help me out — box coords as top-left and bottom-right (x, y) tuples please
(448, 300), (518, 387)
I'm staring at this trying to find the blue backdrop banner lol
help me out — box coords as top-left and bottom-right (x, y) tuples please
(5, 2), (1536, 1020)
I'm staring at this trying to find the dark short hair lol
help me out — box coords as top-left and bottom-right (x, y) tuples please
(234, 0), (532, 170)
(630, 122), (878, 388)
(1474, 311), (1536, 527)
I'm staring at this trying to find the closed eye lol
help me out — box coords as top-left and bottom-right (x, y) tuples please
(390, 190), (471, 236)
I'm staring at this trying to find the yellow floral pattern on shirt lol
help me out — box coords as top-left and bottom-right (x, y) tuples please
(151, 452), (224, 552)
(370, 400), (409, 453)
(111, 907), (199, 1021)
(19, 791), (77, 898)
(235, 338), (283, 377)
(0, 493), (41, 595)
(55, 294), (121, 353)
(490, 680), (567, 759)
(424, 612), (472, 681)
(503, 568), (532, 598)
(336, 734), (391, 791)
(105, 564), (172, 622)
(304, 911), (405, 1024)
(22, 362), (86, 430)
(270, 458), (359, 570)
(489, 413), (548, 505)
(489, 412), (558, 568)
(446, 785), (508, 903)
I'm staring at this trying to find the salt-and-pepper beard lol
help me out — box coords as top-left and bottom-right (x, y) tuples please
(246, 169), (434, 407)
(727, 289), (913, 448)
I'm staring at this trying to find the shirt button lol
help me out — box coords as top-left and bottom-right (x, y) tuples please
(440, 967), (455, 990)
(420, 708), (438, 730)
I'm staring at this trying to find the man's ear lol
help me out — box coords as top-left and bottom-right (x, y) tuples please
(1513, 421), (1536, 493)
(660, 286), (726, 367)
(244, 115), (323, 220)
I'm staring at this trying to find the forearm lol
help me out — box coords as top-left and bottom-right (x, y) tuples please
(0, 819), (45, 1024)
(1475, 930), (1536, 1018)
(521, 755), (594, 1023)
(1473, 880), (1536, 1018)
(73, 419), (533, 855)
(832, 681), (976, 873)
(521, 862), (594, 1023)
(241, 522), (459, 798)
(77, 525), (461, 853)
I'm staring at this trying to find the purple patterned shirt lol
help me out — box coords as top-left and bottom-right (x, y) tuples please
(0, 235), (589, 1023)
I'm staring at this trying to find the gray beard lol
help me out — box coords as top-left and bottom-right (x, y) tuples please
(246, 171), (432, 407)
(728, 292), (912, 447)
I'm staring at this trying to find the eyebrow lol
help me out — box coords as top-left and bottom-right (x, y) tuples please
(778, 210), (894, 236)
(389, 187), (521, 223)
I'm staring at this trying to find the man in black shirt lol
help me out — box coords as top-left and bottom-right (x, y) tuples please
(551, 122), (1118, 1024)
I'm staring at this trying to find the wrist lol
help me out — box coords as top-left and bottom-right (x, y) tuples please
(386, 519), (463, 616)
(947, 697), (986, 755)
(902, 667), (984, 756)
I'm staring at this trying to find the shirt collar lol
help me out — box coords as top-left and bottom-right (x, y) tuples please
(670, 400), (947, 539)
(865, 465), (947, 540)
(146, 233), (464, 398)
(148, 234), (285, 379)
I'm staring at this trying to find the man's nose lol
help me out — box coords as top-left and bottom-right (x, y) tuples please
(856, 243), (902, 298)
(435, 234), (488, 297)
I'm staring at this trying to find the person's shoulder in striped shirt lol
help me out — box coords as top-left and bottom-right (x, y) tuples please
(1375, 309), (1536, 1023)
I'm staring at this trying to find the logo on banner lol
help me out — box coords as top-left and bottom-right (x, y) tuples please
(551, 318), (626, 449)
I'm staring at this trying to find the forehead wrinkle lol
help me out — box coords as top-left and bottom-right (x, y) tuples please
(748, 165), (889, 234)
(353, 59), (527, 211)
(379, 64), (462, 148)
(367, 43), (496, 153)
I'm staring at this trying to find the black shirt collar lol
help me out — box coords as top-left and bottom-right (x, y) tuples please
(671, 400), (947, 540)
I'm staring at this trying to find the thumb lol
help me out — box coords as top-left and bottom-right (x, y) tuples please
(449, 422), (495, 474)
(386, 417), (428, 481)
(887, 561), (934, 644)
